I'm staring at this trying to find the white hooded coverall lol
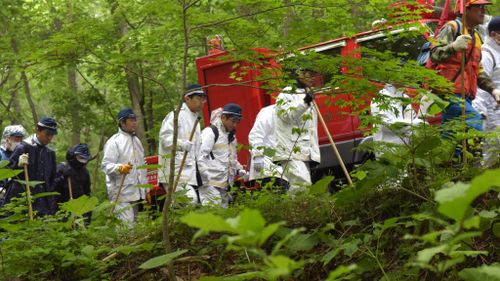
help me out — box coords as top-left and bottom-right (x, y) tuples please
(198, 118), (244, 208)
(274, 87), (320, 189)
(473, 36), (500, 166)
(248, 105), (286, 181)
(158, 103), (201, 202)
(102, 128), (147, 226)
(370, 84), (421, 156)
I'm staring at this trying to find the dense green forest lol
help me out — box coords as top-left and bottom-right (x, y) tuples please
(1, 0), (500, 280)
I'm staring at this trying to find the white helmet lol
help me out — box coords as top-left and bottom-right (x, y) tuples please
(1, 125), (27, 150)
(2, 125), (27, 139)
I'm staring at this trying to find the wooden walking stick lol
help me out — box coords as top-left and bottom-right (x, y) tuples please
(173, 116), (201, 193)
(110, 164), (129, 214)
(312, 101), (353, 185)
(67, 176), (74, 200)
(23, 164), (34, 221)
(460, 0), (468, 163)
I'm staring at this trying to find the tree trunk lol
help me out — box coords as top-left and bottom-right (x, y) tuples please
(12, 37), (38, 127)
(283, 0), (293, 38)
(120, 22), (147, 149)
(124, 61), (147, 147)
(145, 89), (156, 154)
(162, 1), (190, 280)
(67, 64), (81, 144)
(8, 74), (22, 124)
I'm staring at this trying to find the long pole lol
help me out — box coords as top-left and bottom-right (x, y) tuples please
(67, 177), (74, 200)
(460, 0), (468, 163)
(173, 116), (201, 193)
(312, 101), (353, 185)
(23, 165), (34, 221)
(110, 172), (127, 214)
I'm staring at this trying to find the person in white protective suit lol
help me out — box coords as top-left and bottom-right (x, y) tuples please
(370, 84), (422, 157)
(0, 125), (27, 161)
(101, 108), (148, 227)
(274, 69), (321, 190)
(473, 16), (500, 166)
(158, 84), (205, 206)
(248, 105), (290, 191)
(198, 103), (248, 208)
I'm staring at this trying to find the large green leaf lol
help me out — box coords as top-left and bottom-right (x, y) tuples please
(180, 212), (233, 233)
(0, 169), (22, 181)
(264, 255), (303, 281)
(138, 249), (188, 269)
(60, 195), (99, 216)
(326, 264), (358, 281)
(287, 233), (319, 252)
(459, 264), (500, 281)
(14, 179), (45, 188)
(309, 176), (334, 194)
(227, 208), (265, 234)
(416, 244), (448, 264)
(31, 191), (60, 200)
(435, 169), (500, 222)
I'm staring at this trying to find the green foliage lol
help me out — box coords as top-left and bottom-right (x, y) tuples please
(435, 169), (500, 222)
(1, 1), (500, 280)
(181, 208), (284, 248)
(459, 264), (500, 281)
(139, 249), (188, 269)
(60, 195), (99, 217)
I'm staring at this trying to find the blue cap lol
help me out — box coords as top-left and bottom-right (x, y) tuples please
(67, 143), (91, 162)
(37, 117), (57, 135)
(73, 144), (90, 159)
(222, 103), (242, 118)
(185, 83), (205, 97)
(117, 108), (136, 122)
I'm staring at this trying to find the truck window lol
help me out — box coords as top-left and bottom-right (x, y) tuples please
(310, 42), (344, 81)
(357, 30), (427, 63)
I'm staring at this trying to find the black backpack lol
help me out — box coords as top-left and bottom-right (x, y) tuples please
(208, 124), (235, 160)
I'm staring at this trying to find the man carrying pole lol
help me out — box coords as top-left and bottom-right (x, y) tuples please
(158, 84), (205, 207)
(4, 117), (58, 216)
(428, 0), (500, 157)
(273, 68), (322, 191)
(102, 108), (148, 227)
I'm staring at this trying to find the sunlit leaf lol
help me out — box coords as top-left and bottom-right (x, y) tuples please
(60, 195), (98, 217)
(138, 249), (188, 269)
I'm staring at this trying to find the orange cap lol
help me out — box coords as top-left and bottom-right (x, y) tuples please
(455, 0), (492, 14)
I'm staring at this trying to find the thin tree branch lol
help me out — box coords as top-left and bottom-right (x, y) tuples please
(85, 48), (168, 95)
(191, 3), (302, 30)
(75, 67), (116, 123)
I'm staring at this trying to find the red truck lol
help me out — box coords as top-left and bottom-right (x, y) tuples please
(147, 0), (452, 190)
(194, 2), (448, 181)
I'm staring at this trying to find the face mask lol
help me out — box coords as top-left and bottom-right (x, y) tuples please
(69, 158), (86, 169)
(8, 141), (20, 151)
(493, 33), (500, 46)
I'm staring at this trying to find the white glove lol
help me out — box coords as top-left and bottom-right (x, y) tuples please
(18, 153), (29, 167)
(180, 140), (193, 152)
(492, 89), (500, 104)
(252, 156), (264, 172)
(451, 34), (471, 52)
(238, 169), (249, 181)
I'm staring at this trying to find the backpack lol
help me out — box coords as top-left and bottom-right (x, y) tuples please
(208, 124), (235, 160)
(417, 19), (462, 67)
